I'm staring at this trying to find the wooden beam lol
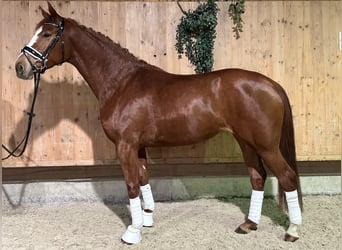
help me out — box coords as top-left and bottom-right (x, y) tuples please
(3, 160), (340, 183)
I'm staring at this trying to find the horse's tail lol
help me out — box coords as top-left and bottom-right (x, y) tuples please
(276, 85), (303, 211)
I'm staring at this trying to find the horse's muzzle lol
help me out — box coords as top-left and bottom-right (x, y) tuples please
(15, 61), (33, 80)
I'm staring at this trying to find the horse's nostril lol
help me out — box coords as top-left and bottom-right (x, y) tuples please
(16, 63), (25, 74)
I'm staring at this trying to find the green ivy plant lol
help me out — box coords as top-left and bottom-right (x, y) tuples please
(175, 0), (245, 74)
(175, 0), (218, 74)
(228, 0), (245, 39)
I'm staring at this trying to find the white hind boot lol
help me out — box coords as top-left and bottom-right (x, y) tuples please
(285, 190), (302, 241)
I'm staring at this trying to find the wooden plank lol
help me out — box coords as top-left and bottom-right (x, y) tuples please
(2, 161), (341, 183)
(2, 1), (341, 167)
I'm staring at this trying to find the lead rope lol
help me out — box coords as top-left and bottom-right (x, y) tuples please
(2, 72), (41, 160)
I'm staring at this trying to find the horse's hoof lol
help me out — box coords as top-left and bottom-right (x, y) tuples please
(121, 225), (142, 244)
(235, 220), (258, 234)
(143, 210), (154, 227)
(235, 226), (249, 234)
(121, 239), (133, 245)
(285, 223), (300, 242)
(284, 233), (299, 242)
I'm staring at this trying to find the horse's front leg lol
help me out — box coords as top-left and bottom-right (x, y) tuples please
(138, 148), (155, 227)
(116, 141), (143, 244)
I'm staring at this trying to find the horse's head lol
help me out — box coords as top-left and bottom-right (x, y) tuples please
(15, 2), (67, 79)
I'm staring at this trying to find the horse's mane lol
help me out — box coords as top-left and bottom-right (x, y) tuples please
(76, 20), (150, 66)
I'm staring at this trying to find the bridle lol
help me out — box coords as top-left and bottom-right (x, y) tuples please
(2, 19), (65, 160)
(21, 18), (65, 74)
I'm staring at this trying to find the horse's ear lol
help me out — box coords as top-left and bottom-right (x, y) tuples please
(47, 2), (60, 19)
(39, 5), (50, 19)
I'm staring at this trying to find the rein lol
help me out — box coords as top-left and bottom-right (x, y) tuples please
(2, 73), (41, 160)
(2, 19), (64, 160)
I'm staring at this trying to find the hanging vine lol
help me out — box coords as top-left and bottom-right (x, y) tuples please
(175, 0), (218, 74)
(175, 0), (245, 74)
(228, 0), (245, 39)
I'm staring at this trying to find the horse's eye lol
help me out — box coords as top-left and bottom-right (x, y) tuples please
(42, 33), (51, 38)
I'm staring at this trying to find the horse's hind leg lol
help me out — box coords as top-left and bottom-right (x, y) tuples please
(259, 149), (302, 241)
(138, 148), (155, 227)
(234, 136), (267, 234)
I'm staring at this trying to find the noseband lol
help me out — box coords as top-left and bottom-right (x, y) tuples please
(21, 18), (65, 74)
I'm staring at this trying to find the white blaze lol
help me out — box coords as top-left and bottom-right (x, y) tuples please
(27, 26), (43, 46)
(16, 26), (43, 60)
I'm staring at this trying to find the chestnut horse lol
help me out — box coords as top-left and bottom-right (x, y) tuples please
(15, 3), (302, 244)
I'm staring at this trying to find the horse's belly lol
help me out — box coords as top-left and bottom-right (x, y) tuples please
(152, 131), (219, 146)
(145, 114), (225, 146)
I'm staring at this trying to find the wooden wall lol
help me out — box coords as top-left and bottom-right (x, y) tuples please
(2, 1), (341, 168)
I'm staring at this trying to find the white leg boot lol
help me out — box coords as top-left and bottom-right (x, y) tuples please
(121, 197), (143, 244)
(140, 184), (155, 227)
(248, 190), (264, 225)
(285, 190), (302, 241)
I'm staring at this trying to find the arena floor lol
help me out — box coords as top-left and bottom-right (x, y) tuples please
(2, 195), (341, 250)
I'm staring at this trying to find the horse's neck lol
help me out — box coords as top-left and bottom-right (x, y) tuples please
(67, 22), (140, 103)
